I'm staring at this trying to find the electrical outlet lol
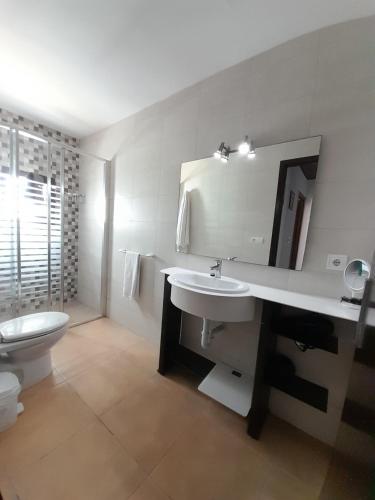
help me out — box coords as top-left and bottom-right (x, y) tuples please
(326, 254), (348, 271)
(249, 236), (264, 244)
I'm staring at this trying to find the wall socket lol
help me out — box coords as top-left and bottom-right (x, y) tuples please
(249, 236), (264, 244)
(326, 254), (348, 271)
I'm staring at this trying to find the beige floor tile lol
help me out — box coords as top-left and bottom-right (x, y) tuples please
(319, 452), (370, 500)
(101, 375), (204, 472)
(213, 458), (317, 500)
(249, 415), (332, 496)
(203, 397), (249, 440)
(0, 475), (20, 500)
(72, 318), (141, 351)
(122, 338), (159, 374)
(51, 328), (97, 363)
(0, 383), (96, 474)
(68, 351), (154, 415)
(54, 350), (113, 381)
(11, 420), (146, 500)
(158, 371), (330, 497)
(52, 329), (117, 379)
(128, 479), (171, 500)
(151, 412), (321, 500)
(256, 465), (318, 500)
(150, 413), (263, 500)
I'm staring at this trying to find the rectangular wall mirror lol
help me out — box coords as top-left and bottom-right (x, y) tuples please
(177, 136), (321, 270)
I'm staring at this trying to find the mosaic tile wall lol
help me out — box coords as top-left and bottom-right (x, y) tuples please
(0, 108), (79, 315)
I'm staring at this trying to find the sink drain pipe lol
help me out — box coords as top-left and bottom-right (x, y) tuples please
(201, 319), (224, 349)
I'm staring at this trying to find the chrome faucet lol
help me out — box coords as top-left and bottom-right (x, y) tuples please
(210, 259), (222, 278)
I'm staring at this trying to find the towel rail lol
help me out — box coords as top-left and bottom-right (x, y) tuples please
(119, 249), (155, 257)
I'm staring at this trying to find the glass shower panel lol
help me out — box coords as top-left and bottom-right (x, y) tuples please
(18, 132), (50, 314)
(50, 145), (64, 311)
(0, 124), (108, 326)
(0, 126), (17, 321)
(63, 155), (106, 325)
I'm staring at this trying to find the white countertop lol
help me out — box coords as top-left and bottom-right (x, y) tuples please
(161, 267), (375, 326)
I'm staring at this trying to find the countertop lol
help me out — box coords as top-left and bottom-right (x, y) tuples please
(161, 267), (375, 326)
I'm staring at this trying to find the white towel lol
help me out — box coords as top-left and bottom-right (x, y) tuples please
(176, 190), (190, 252)
(122, 251), (141, 299)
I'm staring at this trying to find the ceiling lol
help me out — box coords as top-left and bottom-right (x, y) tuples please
(0, 1), (374, 138)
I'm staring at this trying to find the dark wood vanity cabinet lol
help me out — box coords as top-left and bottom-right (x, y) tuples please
(158, 278), (181, 376)
(158, 274), (337, 439)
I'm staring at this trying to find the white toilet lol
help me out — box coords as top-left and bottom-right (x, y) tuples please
(0, 312), (70, 389)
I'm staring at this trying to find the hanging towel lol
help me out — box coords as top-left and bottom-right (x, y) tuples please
(176, 190), (190, 252)
(122, 251), (141, 299)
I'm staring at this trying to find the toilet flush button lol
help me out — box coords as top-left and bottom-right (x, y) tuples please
(326, 254), (348, 271)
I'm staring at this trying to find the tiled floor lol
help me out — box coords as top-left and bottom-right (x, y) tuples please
(0, 319), (332, 500)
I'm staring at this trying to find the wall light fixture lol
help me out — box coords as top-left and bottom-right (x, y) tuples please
(213, 136), (256, 163)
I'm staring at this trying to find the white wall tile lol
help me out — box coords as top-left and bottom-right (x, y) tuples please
(249, 52), (317, 111)
(156, 194), (179, 224)
(159, 163), (182, 196)
(315, 124), (375, 183)
(303, 228), (375, 273)
(311, 180), (375, 230)
(310, 87), (375, 135)
(131, 196), (158, 222)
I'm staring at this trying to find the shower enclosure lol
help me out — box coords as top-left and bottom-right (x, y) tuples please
(0, 125), (110, 326)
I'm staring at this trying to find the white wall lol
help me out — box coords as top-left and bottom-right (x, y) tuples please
(80, 16), (375, 444)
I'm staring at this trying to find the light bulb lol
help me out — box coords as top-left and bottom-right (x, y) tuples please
(247, 140), (256, 160)
(221, 155), (228, 163)
(239, 143), (250, 154)
(214, 150), (221, 159)
(238, 135), (250, 155)
(238, 141), (250, 155)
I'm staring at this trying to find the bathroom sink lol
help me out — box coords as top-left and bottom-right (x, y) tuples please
(170, 272), (249, 295)
(168, 271), (255, 322)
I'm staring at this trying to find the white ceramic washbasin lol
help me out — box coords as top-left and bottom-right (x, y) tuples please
(171, 272), (250, 295)
(168, 272), (255, 322)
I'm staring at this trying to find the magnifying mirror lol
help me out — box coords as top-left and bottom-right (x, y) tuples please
(343, 259), (371, 303)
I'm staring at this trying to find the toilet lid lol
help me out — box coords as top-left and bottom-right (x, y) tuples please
(0, 312), (70, 343)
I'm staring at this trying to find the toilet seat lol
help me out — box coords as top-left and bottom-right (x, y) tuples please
(0, 312), (70, 343)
